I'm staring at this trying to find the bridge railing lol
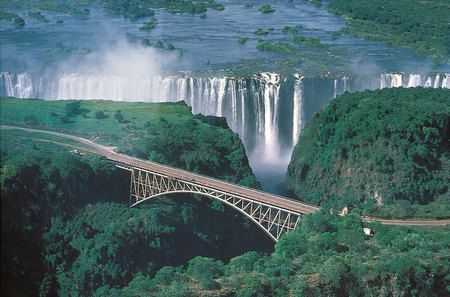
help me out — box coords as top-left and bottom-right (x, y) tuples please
(107, 153), (320, 214)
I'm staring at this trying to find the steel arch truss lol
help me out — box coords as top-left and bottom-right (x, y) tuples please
(129, 168), (301, 242)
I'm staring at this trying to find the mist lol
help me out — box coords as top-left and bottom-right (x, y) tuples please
(58, 40), (177, 77)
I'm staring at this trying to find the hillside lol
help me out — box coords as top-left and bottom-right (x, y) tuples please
(95, 212), (450, 296)
(286, 87), (450, 219)
(0, 97), (271, 296)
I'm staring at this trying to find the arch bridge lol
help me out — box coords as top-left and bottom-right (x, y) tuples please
(110, 156), (319, 242)
(3, 125), (448, 241)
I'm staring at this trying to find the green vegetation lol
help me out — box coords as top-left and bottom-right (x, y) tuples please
(244, 3), (252, 8)
(13, 16), (25, 27)
(1, 128), (93, 150)
(1, 97), (270, 296)
(166, 42), (175, 50)
(2, 95), (449, 296)
(2, 127), (449, 296)
(287, 87), (450, 219)
(28, 11), (50, 23)
(1, 1), (91, 20)
(293, 35), (329, 48)
(95, 111), (108, 119)
(325, 0), (450, 64)
(253, 28), (269, 36)
(258, 4), (275, 13)
(237, 37), (249, 45)
(141, 39), (180, 53)
(141, 38), (151, 46)
(103, 0), (223, 17)
(139, 17), (158, 31)
(0, 97), (258, 187)
(94, 211), (450, 296)
(331, 30), (342, 40)
(303, 0), (322, 7)
(282, 25), (301, 35)
(256, 41), (299, 54)
(0, 8), (19, 21)
(103, 0), (155, 19)
(154, 40), (164, 48)
(45, 43), (91, 65)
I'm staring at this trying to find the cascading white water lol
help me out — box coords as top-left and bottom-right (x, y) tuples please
(407, 74), (422, 87)
(239, 80), (246, 139)
(380, 73), (403, 88)
(443, 74), (450, 88)
(292, 74), (304, 145)
(260, 73), (281, 158)
(229, 79), (237, 128)
(1, 71), (449, 191)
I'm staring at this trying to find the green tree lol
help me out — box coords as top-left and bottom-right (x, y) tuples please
(13, 17), (25, 28)
(95, 111), (108, 119)
(114, 110), (124, 123)
(65, 101), (82, 116)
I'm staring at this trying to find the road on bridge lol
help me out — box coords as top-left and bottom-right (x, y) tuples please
(2, 125), (449, 226)
(1, 125), (319, 214)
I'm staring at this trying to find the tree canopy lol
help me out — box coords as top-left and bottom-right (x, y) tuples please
(286, 87), (450, 219)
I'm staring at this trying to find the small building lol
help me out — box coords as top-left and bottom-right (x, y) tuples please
(337, 207), (348, 217)
(363, 227), (373, 236)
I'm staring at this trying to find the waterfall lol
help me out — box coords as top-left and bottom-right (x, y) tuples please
(380, 73), (404, 88)
(230, 79), (237, 128)
(333, 76), (350, 98)
(239, 80), (246, 139)
(260, 73), (281, 157)
(443, 74), (450, 88)
(292, 74), (304, 145)
(1, 70), (449, 190)
(407, 74), (422, 87)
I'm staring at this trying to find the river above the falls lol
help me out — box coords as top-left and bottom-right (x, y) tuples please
(1, 0), (444, 74)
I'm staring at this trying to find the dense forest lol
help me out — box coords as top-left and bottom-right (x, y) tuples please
(100, 211), (449, 296)
(286, 87), (450, 219)
(324, 0), (450, 65)
(1, 98), (272, 296)
(2, 89), (450, 296)
(2, 134), (449, 296)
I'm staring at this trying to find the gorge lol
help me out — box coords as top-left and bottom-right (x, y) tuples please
(2, 71), (449, 191)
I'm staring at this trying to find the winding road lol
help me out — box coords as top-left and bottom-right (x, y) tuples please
(2, 125), (449, 226)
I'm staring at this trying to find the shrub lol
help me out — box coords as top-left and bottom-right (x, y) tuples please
(65, 102), (81, 117)
(59, 116), (70, 123)
(13, 17), (25, 28)
(24, 114), (39, 126)
(114, 110), (124, 123)
(139, 17), (158, 31)
(259, 5), (275, 13)
(254, 28), (269, 36)
(237, 37), (248, 44)
(95, 111), (108, 119)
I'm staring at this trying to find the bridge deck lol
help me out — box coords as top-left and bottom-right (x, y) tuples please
(2, 126), (449, 227)
(105, 152), (320, 214)
(1, 124), (319, 214)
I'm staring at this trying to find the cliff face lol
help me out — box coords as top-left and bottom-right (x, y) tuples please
(286, 87), (450, 216)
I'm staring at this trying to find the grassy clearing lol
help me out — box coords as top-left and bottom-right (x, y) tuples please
(0, 129), (93, 151)
(0, 95), (259, 188)
(0, 96), (193, 151)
